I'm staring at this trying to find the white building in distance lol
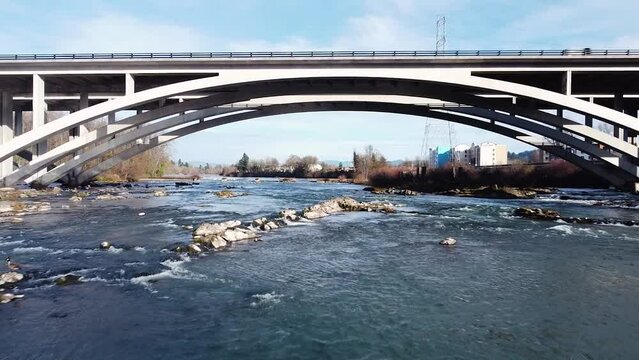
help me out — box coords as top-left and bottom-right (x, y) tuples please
(472, 142), (508, 166)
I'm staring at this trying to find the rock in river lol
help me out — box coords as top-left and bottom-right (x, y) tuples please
(55, 274), (83, 286)
(99, 241), (112, 250)
(302, 197), (394, 219)
(439, 237), (457, 246)
(0, 272), (24, 286)
(194, 220), (242, 237)
(0, 293), (24, 304)
(513, 207), (561, 220)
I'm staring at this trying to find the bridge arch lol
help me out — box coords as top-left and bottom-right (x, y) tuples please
(2, 71), (639, 187)
(36, 100), (632, 188)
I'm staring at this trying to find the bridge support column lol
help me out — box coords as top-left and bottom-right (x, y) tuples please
(0, 92), (14, 178)
(14, 110), (22, 136)
(562, 71), (572, 96)
(125, 73), (135, 96)
(30, 74), (48, 181)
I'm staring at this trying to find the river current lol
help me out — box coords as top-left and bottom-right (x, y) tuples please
(1, 179), (638, 359)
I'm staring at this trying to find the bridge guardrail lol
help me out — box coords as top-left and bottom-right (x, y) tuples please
(0, 49), (637, 61)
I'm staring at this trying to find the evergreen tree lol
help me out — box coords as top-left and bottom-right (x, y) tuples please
(237, 153), (250, 173)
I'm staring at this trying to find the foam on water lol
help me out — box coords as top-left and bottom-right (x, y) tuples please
(107, 246), (124, 254)
(548, 224), (599, 236)
(12, 246), (62, 254)
(130, 256), (206, 290)
(250, 292), (285, 307)
(0, 239), (25, 246)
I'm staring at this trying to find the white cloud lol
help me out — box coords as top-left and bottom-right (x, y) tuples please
(226, 36), (313, 52)
(333, 14), (432, 50)
(53, 12), (211, 53)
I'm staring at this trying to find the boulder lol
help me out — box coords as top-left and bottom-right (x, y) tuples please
(439, 237), (457, 246)
(187, 243), (203, 254)
(252, 217), (268, 227)
(194, 220), (241, 237)
(513, 207), (561, 220)
(153, 190), (168, 197)
(0, 272), (24, 286)
(0, 293), (24, 304)
(210, 236), (228, 249)
(279, 209), (298, 221)
(99, 241), (112, 250)
(261, 221), (278, 231)
(221, 227), (260, 242)
(69, 196), (83, 202)
(54, 274), (83, 286)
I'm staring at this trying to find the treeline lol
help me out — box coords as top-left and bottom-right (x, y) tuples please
(227, 153), (351, 178)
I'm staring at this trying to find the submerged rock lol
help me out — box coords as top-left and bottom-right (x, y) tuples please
(364, 187), (419, 196)
(439, 237), (457, 246)
(0, 293), (24, 304)
(95, 193), (125, 201)
(513, 207), (561, 220)
(153, 190), (168, 197)
(69, 196), (83, 202)
(54, 274), (83, 286)
(214, 190), (242, 199)
(441, 186), (537, 199)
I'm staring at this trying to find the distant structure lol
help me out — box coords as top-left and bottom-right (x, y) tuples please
(531, 149), (552, 163)
(471, 142), (508, 166)
(429, 142), (508, 167)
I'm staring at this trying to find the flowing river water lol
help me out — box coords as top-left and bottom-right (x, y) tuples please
(1, 179), (639, 359)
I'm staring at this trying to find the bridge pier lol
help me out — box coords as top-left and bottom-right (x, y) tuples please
(0, 92), (13, 178)
(29, 74), (48, 182)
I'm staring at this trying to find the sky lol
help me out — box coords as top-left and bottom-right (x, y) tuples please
(1, 0), (637, 164)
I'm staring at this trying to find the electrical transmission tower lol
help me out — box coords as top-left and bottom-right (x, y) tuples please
(419, 121), (431, 170)
(436, 15), (446, 53)
(436, 15), (457, 177)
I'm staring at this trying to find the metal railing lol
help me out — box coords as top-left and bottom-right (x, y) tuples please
(0, 49), (638, 61)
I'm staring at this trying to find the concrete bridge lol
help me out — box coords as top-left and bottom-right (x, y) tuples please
(0, 49), (639, 191)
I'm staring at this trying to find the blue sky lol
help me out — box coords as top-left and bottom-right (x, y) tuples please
(1, 0), (637, 163)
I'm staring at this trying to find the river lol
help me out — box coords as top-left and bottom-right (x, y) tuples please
(1, 179), (638, 359)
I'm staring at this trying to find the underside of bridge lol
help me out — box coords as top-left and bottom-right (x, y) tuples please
(0, 50), (638, 192)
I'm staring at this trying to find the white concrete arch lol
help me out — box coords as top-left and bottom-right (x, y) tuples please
(58, 101), (634, 188)
(2, 72), (639, 188)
